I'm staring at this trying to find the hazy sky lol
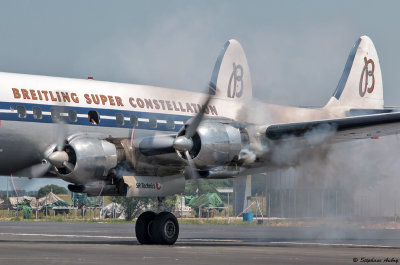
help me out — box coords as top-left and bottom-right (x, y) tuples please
(1, 0), (399, 190)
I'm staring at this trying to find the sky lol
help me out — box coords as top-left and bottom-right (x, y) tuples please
(0, 0), (399, 190)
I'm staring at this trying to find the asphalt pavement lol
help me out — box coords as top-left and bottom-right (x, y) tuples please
(0, 221), (400, 265)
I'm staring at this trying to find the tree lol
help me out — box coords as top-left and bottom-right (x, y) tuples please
(111, 196), (155, 221)
(36, 184), (68, 198)
(184, 179), (233, 202)
(110, 195), (178, 221)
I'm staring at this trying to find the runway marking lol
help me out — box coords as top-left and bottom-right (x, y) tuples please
(0, 233), (240, 243)
(269, 241), (397, 248)
(0, 232), (135, 239)
(182, 239), (242, 242)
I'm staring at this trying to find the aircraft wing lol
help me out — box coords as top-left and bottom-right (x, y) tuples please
(265, 112), (400, 142)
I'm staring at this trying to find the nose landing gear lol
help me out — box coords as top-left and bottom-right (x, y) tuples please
(135, 211), (179, 245)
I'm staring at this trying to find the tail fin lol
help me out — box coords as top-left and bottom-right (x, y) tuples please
(209, 39), (252, 101)
(325, 35), (383, 109)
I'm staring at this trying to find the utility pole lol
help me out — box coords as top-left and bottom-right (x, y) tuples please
(6, 176), (9, 199)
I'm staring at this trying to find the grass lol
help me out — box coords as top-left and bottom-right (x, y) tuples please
(2, 214), (400, 229)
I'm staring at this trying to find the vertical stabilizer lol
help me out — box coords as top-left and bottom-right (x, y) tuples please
(326, 36), (383, 109)
(209, 39), (252, 101)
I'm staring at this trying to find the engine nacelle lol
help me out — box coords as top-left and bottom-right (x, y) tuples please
(56, 136), (124, 184)
(180, 122), (245, 168)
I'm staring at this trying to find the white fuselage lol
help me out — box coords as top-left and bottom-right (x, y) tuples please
(0, 72), (349, 178)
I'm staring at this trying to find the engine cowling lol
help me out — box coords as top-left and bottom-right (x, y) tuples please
(178, 122), (246, 168)
(55, 136), (124, 184)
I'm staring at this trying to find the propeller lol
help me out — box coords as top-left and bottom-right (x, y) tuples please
(173, 90), (214, 179)
(13, 104), (73, 180)
(138, 85), (215, 179)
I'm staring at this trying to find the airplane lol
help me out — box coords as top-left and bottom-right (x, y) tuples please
(1, 35), (400, 245)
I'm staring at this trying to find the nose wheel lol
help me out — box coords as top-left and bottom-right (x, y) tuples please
(135, 211), (179, 245)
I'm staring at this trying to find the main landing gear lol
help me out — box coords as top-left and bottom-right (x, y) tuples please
(135, 211), (179, 245)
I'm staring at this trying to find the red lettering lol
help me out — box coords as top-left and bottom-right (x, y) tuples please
(84, 94), (92, 104)
(56, 91), (61, 102)
(191, 103), (198, 113)
(61, 92), (70, 102)
(91, 94), (100, 104)
(37, 90), (43, 100)
(21, 89), (30, 99)
(166, 101), (173, 111)
(41, 91), (49, 101)
(108, 96), (115, 106)
(12, 88), (21, 99)
(186, 103), (193, 113)
(137, 98), (145, 108)
(144, 98), (153, 109)
(71, 93), (79, 103)
(49, 91), (57, 101)
(115, 96), (124, 106)
(172, 101), (180, 111)
(29, 90), (38, 100)
(129, 97), (137, 108)
(209, 105), (218, 116)
(159, 100), (166, 110)
(178, 102), (186, 112)
(100, 95), (108, 105)
(153, 99), (160, 109)
(21, 89), (31, 99)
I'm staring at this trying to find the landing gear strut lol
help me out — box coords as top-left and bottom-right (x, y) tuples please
(135, 211), (179, 245)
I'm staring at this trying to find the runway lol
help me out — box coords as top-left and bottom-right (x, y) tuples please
(1, 221), (400, 265)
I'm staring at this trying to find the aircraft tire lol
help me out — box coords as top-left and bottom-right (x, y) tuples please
(151, 211), (179, 245)
(135, 211), (156, 244)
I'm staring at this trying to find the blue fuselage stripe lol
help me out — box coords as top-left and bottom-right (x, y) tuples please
(0, 101), (192, 132)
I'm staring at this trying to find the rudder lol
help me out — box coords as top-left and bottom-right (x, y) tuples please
(209, 39), (252, 101)
(325, 35), (383, 109)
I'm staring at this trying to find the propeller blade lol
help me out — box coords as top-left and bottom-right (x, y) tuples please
(13, 160), (51, 179)
(185, 94), (213, 139)
(185, 150), (200, 179)
(55, 118), (67, 151)
(62, 161), (75, 172)
(139, 135), (176, 156)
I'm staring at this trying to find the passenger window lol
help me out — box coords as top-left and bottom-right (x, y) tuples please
(16, 105), (26, 118)
(88, 110), (100, 125)
(166, 118), (175, 130)
(116, 113), (124, 126)
(149, 117), (157, 128)
(68, 110), (77, 122)
(51, 108), (61, 120)
(32, 107), (42, 119)
(130, 114), (138, 127)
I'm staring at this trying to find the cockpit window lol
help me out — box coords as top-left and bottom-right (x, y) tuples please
(16, 105), (26, 118)
(32, 107), (42, 119)
(88, 110), (100, 125)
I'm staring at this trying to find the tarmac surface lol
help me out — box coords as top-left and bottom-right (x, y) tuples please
(1, 221), (400, 264)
